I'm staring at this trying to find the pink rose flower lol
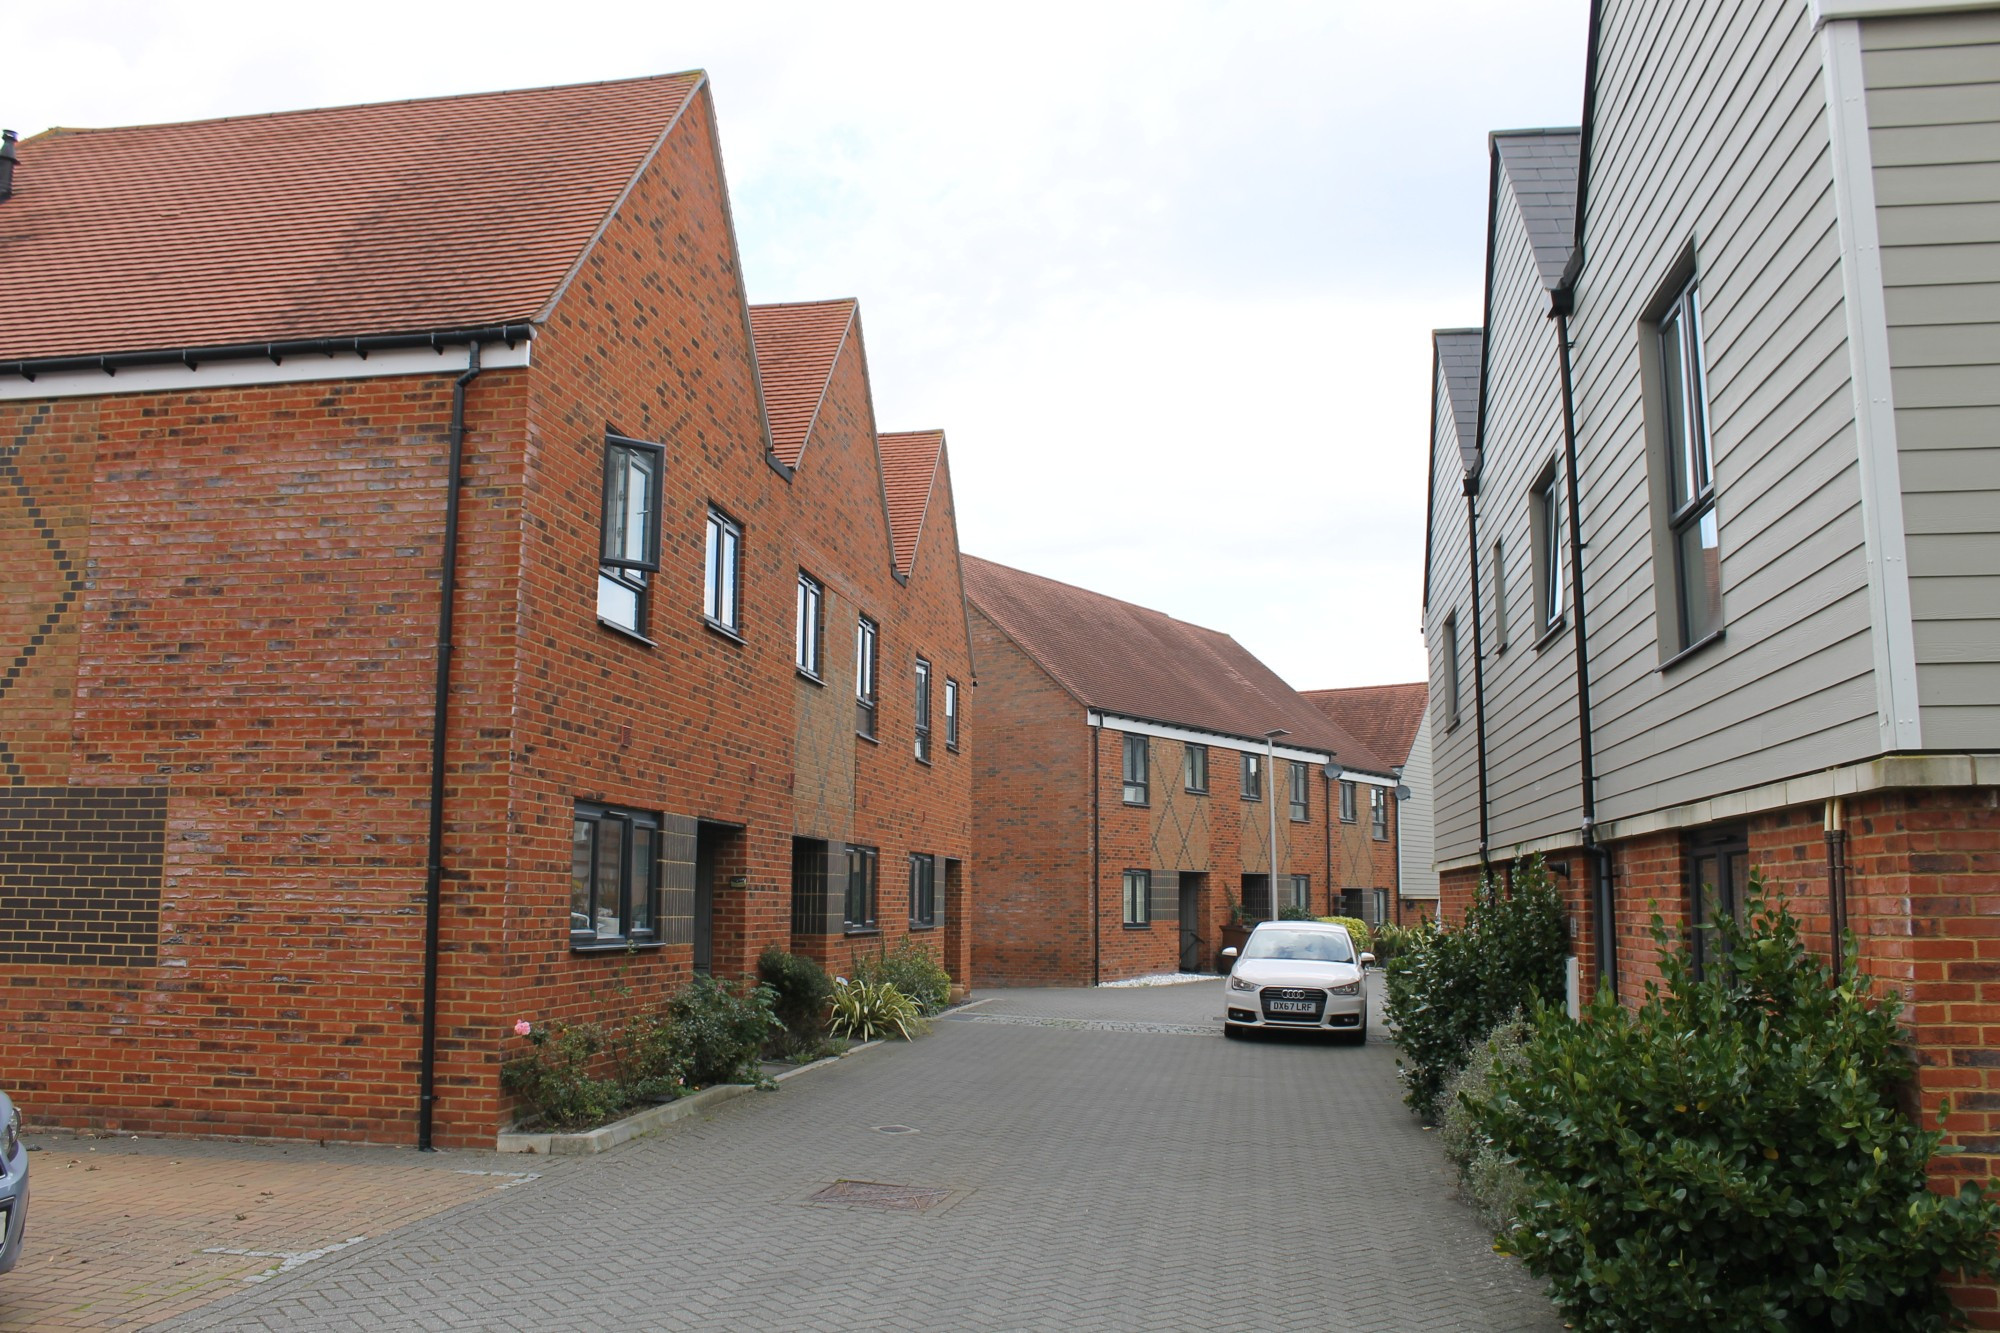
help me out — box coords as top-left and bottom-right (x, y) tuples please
(513, 1019), (532, 1037)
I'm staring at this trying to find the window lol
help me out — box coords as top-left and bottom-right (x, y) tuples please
(1372, 888), (1389, 926)
(1490, 537), (1509, 651)
(1442, 613), (1461, 726)
(1530, 463), (1563, 636)
(914, 657), (933, 763)
(1339, 780), (1357, 823)
(944, 678), (960, 751)
(855, 616), (878, 738)
(703, 508), (742, 632)
(1371, 786), (1389, 840)
(597, 435), (664, 635)
(1290, 874), (1311, 913)
(843, 844), (878, 931)
(1288, 761), (1309, 822)
(1241, 752), (1263, 802)
(909, 853), (936, 928)
(1658, 278), (1722, 650)
(1184, 743), (1208, 793)
(1123, 869), (1151, 926)
(1122, 733), (1149, 805)
(795, 573), (823, 676)
(1688, 826), (1748, 980)
(570, 802), (659, 948)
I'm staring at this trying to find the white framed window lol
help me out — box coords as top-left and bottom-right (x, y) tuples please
(1122, 733), (1149, 805)
(1658, 278), (1722, 650)
(944, 678), (960, 751)
(795, 573), (823, 676)
(855, 615), (878, 738)
(914, 657), (933, 763)
(703, 508), (742, 632)
(1123, 869), (1151, 926)
(597, 434), (663, 635)
(1241, 752), (1263, 802)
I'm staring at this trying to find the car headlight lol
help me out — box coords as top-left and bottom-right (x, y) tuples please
(1227, 975), (1259, 993)
(1331, 981), (1361, 997)
(2, 1106), (17, 1161)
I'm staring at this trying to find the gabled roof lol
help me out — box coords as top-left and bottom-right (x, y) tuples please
(963, 556), (1394, 773)
(747, 300), (857, 468)
(0, 73), (705, 362)
(1301, 683), (1428, 768)
(1435, 328), (1484, 474)
(1492, 128), (1582, 292)
(879, 430), (944, 580)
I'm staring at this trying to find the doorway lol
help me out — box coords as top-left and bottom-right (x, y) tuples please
(694, 820), (743, 975)
(1178, 873), (1205, 972)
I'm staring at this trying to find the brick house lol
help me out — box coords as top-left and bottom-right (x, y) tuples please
(964, 557), (1399, 985)
(1302, 682), (1435, 923)
(0, 74), (972, 1148)
(1422, 2), (2000, 1312)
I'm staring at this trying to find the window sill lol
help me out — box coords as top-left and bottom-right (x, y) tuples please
(1290, 814), (1309, 824)
(1532, 618), (1567, 653)
(1241, 796), (1263, 804)
(844, 927), (881, 938)
(1122, 798), (1148, 808)
(570, 939), (665, 955)
(796, 667), (825, 687)
(946, 742), (960, 754)
(1122, 922), (1153, 931)
(702, 617), (746, 646)
(916, 755), (933, 767)
(1185, 787), (1208, 797)
(856, 731), (879, 746)
(908, 922), (936, 933)
(1658, 627), (1726, 673)
(597, 619), (657, 648)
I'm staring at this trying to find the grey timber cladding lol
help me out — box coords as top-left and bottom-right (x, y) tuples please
(1427, 344), (1480, 860)
(1493, 130), (1583, 291)
(1864, 11), (2000, 748)
(1399, 710), (1439, 898)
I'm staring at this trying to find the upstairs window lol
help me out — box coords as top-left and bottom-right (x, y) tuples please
(703, 508), (742, 633)
(1657, 277), (1723, 651)
(598, 435), (663, 635)
(1339, 780), (1357, 823)
(1371, 786), (1389, 840)
(1184, 743), (1209, 794)
(944, 678), (960, 751)
(1442, 613), (1461, 727)
(795, 573), (824, 677)
(855, 616), (879, 738)
(914, 657), (934, 763)
(571, 802), (659, 948)
(1241, 752), (1263, 802)
(1490, 537), (1510, 651)
(1288, 761), (1309, 822)
(1530, 462), (1563, 637)
(1122, 733), (1149, 805)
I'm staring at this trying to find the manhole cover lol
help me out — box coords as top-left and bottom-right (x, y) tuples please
(873, 1124), (919, 1135)
(807, 1180), (952, 1213)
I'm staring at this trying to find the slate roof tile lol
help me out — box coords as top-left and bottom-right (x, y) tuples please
(1435, 328), (1484, 474)
(1492, 128), (1582, 293)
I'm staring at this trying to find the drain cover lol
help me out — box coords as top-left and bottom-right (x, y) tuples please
(807, 1180), (951, 1213)
(873, 1124), (919, 1135)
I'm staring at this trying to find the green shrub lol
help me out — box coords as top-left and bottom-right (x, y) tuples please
(500, 1019), (628, 1130)
(851, 937), (952, 1016)
(1437, 1012), (1532, 1233)
(1278, 903), (1318, 922)
(1385, 856), (1567, 1120)
(1371, 920), (1417, 964)
(665, 974), (780, 1087)
(758, 946), (835, 1051)
(608, 1010), (690, 1103)
(1475, 879), (2000, 1332)
(829, 976), (928, 1041)
(1317, 915), (1374, 955)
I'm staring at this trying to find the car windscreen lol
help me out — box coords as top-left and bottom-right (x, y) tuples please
(1242, 928), (1354, 964)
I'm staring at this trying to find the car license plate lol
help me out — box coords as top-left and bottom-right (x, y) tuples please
(1269, 999), (1315, 1013)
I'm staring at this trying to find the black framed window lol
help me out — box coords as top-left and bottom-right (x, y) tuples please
(1688, 826), (1748, 980)
(1659, 278), (1722, 650)
(1241, 752), (1263, 802)
(915, 657), (933, 763)
(944, 678), (960, 751)
(1530, 464), (1563, 635)
(855, 616), (878, 738)
(1490, 536), (1509, 651)
(1184, 743), (1208, 793)
(795, 572), (824, 676)
(1339, 780), (1357, 823)
(703, 507), (743, 632)
(1288, 761), (1309, 822)
(598, 434), (664, 635)
(909, 853), (936, 928)
(1122, 734), (1149, 805)
(844, 844), (878, 932)
(1371, 786), (1388, 840)
(1123, 869), (1151, 926)
(1290, 874), (1311, 913)
(1442, 613), (1461, 726)
(571, 802), (659, 948)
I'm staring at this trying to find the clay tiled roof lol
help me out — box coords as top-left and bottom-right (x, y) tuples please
(963, 556), (1394, 773)
(879, 430), (944, 580)
(0, 73), (705, 362)
(748, 300), (857, 468)
(1302, 682), (1428, 768)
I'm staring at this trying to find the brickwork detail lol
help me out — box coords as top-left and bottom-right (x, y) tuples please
(0, 787), (164, 965)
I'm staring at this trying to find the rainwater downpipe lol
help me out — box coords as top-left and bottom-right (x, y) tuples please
(1463, 475), (1492, 876)
(419, 342), (482, 1152)
(1825, 795), (1849, 971)
(1553, 302), (1616, 1002)
(1090, 719), (1101, 986)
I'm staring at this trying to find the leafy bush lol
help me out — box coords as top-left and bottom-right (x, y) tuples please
(1385, 856), (1567, 1120)
(1475, 880), (2000, 1332)
(829, 977), (928, 1041)
(1371, 920), (1417, 965)
(608, 1010), (690, 1103)
(1317, 915), (1374, 955)
(1278, 903), (1319, 921)
(500, 1019), (628, 1130)
(758, 946), (835, 1051)
(664, 974), (780, 1087)
(852, 937), (952, 1016)
(1436, 1012), (1532, 1233)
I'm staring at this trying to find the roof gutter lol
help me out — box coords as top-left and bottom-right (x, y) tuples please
(0, 324), (533, 382)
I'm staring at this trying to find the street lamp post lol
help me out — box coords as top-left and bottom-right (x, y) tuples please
(1263, 729), (1289, 921)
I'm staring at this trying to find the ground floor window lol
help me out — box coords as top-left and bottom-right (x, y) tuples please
(1290, 874), (1311, 913)
(1372, 888), (1389, 926)
(845, 844), (878, 932)
(1688, 825), (1748, 980)
(1123, 869), (1151, 926)
(909, 853), (936, 928)
(571, 802), (659, 948)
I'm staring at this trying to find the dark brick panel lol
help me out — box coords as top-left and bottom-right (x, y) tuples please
(0, 786), (164, 965)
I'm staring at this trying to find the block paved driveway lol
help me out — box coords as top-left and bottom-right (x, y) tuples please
(25, 977), (1561, 1332)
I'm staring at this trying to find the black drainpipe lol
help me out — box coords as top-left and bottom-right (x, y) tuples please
(419, 342), (482, 1151)
(1090, 720), (1101, 986)
(1464, 475), (1492, 875)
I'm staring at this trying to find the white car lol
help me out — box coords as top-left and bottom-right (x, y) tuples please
(1220, 921), (1372, 1043)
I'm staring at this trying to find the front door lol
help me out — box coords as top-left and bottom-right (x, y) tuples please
(1179, 873), (1204, 972)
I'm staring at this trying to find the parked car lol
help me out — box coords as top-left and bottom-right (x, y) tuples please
(1220, 921), (1372, 1043)
(0, 1088), (25, 1274)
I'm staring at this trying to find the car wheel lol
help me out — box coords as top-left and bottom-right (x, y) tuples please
(1344, 1021), (1368, 1046)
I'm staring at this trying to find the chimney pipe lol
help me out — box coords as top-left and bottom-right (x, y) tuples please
(0, 131), (17, 201)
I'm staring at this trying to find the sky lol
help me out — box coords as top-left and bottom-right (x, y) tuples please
(9, 0), (1589, 690)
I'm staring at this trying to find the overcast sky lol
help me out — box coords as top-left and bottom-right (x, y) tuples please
(11, 1), (1588, 690)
